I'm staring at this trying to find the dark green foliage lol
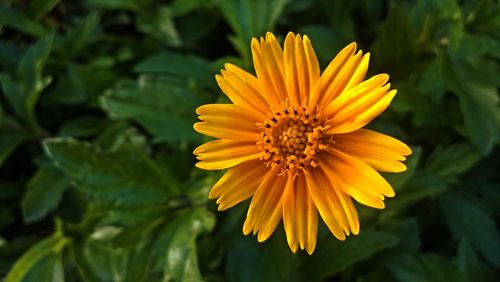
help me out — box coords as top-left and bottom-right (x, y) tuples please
(0, 0), (499, 281)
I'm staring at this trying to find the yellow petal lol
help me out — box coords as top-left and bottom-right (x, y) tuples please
(333, 129), (412, 172)
(284, 33), (320, 106)
(194, 140), (262, 170)
(282, 174), (318, 254)
(243, 167), (286, 242)
(323, 171), (360, 235)
(324, 81), (397, 134)
(251, 33), (287, 108)
(344, 52), (370, 91)
(305, 169), (347, 240)
(196, 104), (262, 122)
(217, 64), (270, 116)
(283, 175), (298, 252)
(321, 149), (395, 209)
(303, 35), (321, 98)
(194, 104), (260, 140)
(209, 160), (268, 211)
(309, 42), (364, 107)
(322, 74), (389, 118)
(304, 178), (318, 254)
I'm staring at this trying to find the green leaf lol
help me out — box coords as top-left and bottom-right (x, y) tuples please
(225, 227), (295, 282)
(100, 78), (202, 143)
(1, 33), (54, 130)
(46, 61), (116, 105)
(388, 170), (448, 208)
(448, 62), (500, 155)
(21, 166), (70, 223)
(455, 82), (499, 155)
(17, 32), (54, 98)
(425, 142), (482, 181)
(171, 0), (210, 16)
(440, 194), (500, 267)
(0, 41), (22, 74)
(449, 28), (500, 60)
(457, 238), (478, 275)
(372, 4), (418, 79)
(84, 0), (144, 11)
(93, 122), (148, 151)
(123, 243), (156, 282)
(466, 1), (500, 35)
(21, 252), (65, 282)
(217, 0), (287, 65)
(46, 64), (88, 105)
(457, 237), (497, 282)
(134, 52), (214, 87)
(0, 3), (47, 37)
(62, 13), (100, 60)
(28, 0), (60, 20)
(58, 115), (108, 138)
(158, 208), (214, 282)
(43, 137), (180, 208)
(477, 181), (500, 217)
(5, 233), (70, 282)
(0, 236), (39, 271)
(0, 119), (33, 166)
(299, 229), (399, 280)
(411, 0), (461, 26)
(136, 6), (182, 46)
(418, 55), (447, 102)
(82, 240), (128, 281)
(388, 254), (466, 282)
(381, 218), (421, 253)
(0, 74), (25, 121)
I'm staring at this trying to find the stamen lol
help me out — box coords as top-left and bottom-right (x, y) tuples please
(257, 105), (329, 176)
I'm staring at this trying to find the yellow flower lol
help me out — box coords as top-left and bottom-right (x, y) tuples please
(194, 32), (411, 254)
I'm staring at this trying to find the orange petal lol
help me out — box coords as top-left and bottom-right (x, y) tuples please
(322, 170), (360, 235)
(323, 75), (396, 134)
(243, 167), (286, 242)
(194, 104), (260, 140)
(305, 168), (348, 240)
(217, 64), (270, 116)
(209, 160), (268, 210)
(344, 53), (370, 91)
(284, 33), (320, 106)
(321, 149), (395, 209)
(194, 140), (262, 170)
(251, 33), (287, 108)
(333, 129), (412, 172)
(322, 74), (389, 117)
(309, 42), (366, 107)
(283, 176), (298, 252)
(283, 174), (318, 254)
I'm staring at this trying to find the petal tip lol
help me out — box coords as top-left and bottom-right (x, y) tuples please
(251, 37), (260, 49)
(306, 246), (315, 255)
(402, 145), (413, 156)
(193, 122), (203, 132)
(243, 219), (253, 235)
(347, 42), (357, 52)
(265, 31), (276, 41)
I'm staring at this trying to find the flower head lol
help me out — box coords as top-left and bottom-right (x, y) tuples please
(194, 32), (411, 254)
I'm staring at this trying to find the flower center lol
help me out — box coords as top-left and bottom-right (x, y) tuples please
(258, 106), (330, 175)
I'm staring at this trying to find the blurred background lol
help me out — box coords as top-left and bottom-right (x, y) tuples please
(0, 0), (499, 281)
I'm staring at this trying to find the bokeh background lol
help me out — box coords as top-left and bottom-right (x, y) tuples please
(1, 0), (499, 281)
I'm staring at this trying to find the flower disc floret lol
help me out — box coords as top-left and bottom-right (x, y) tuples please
(258, 105), (329, 174)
